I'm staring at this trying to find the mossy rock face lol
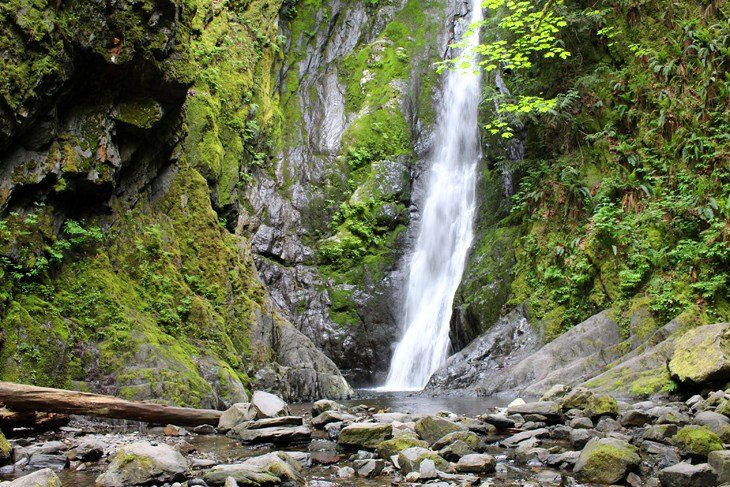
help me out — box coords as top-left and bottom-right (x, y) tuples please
(376, 432), (429, 459)
(560, 387), (618, 419)
(669, 323), (730, 386)
(415, 416), (467, 445)
(676, 425), (724, 458)
(574, 437), (640, 484)
(338, 423), (393, 449)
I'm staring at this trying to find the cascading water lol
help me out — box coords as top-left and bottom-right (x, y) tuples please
(383, 0), (483, 390)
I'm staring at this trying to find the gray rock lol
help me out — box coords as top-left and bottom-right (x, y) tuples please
(454, 453), (496, 474)
(336, 466), (355, 478)
(96, 442), (188, 487)
(217, 403), (257, 433)
(193, 424), (217, 435)
(540, 384), (571, 402)
(507, 401), (562, 423)
(204, 452), (302, 485)
(431, 430), (479, 450)
(501, 428), (549, 448)
(223, 477), (238, 487)
(659, 462), (717, 487)
(570, 428), (596, 448)
(311, 399), (341, 417)
(479, 413), (514, 429)
(695, 410), (730, 442)
(568, 417), (593, 429)
(27, 454), (67, 471)
(438, 440), (475, 461)
(641, 424), (678, 444)
(311, 410), (357, 428)
(545, 450), (580, 467)
(251, 391), (290, 418)
(418, 458), (438, 480)
(709, 450), (730, 483)
(67, 438), (104, 462)
(397, 447), (451, 474)
(4, 468), (61, 487)
(353, 459), (384, 478)
(620, 408), (653, 427)
(231, 425), (311, 444)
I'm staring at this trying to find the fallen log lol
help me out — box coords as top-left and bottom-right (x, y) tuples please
(0, 382), (222, 427)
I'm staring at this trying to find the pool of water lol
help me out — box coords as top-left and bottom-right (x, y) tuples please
(342, 389), (518, 416)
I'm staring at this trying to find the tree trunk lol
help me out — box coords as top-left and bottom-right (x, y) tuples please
(0, 408), (70, 431)
(0, 382), (222, 427)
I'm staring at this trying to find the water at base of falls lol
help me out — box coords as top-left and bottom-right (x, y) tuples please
(381, 0), (483, 391)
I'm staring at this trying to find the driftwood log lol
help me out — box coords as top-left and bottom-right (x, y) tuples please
(0, 382), (222, 427)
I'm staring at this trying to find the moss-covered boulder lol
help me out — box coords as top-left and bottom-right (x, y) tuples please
(669, 323), (730, 385)
(95, 442), (188, 486)
(573, 437), (640, 484)
(338, 423), (392, 449)
(376, 432), (428, 459)
(560, 387), (618, 419)
(415, 416), (467, 445)
(0, 430), (10, 464)
(397, 447), (452, 474)
(676, 425), (723, 458)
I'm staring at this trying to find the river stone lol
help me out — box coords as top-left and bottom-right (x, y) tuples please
(204, 452), (302, 485)
(619, 408), (653, 427)
(501, 428), (549, 448)
(311, 410), (356, 428)
(218, 403), (257, 432)
(439, 440), (475, 461)
(658, 462), (717, 487)
(561, 387), (618, 418)
(241, 416), (304, 429)
(573, 437), (640, 484)
(432, 430), (480, 450)
(339, 423), (392, 449)
(376, 432), (429, 459)
(67, 438), (104, 462)
(27, 453), (67, 470)
(4, 468), (61, 487)
(231, 425), (311, 444)
(419, 458), (438, 480)
(96, 442), (188, 486)
(312, 399), (341, 416)
(507, 401), (562, 422)
(641, 424), (678, 444)
(669, 323), (730, 385)
(251, 391), (290, 418)
(540, 384), (571, 402)
(353, 459), (384, 478)
(708, 450), (730, 482)
(479, 413), (515, 429)
(397, 447), (451, 474)
(454, 453), (496, 474)
(415, 416), (466, 445)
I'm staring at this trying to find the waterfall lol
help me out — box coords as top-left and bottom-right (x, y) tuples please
(383, 0), (483, 390)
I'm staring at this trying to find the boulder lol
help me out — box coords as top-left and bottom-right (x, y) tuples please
(708, 450), (730, 483)
(311, 410), (356, 428)
(507, 401), (562, 423)
(694, 410), (730, 442)
(419, 458), (438, 480)
(311, 399), (341, 417)
(658, 462), (717, 487)
(540, 384), (571, 402)
(573, 437), (640, 484)
(560, 387), (618, 418)
(479, 413), (515, 429)
(4, 469), (61, 487)
(676, 425), (723, 457)
(218, 403), (257, 433)
(619, 409), (653, 427)
(95, 442), (188, 487)
(67, 438), (105, 462)
(204, 452), (303, 486)
(251, 391), (290, 419)
(353, 458), (384, 478)
(397, 447), (451, 474)
(415, 416), (467, 445)
(231, 425), (311, 444)
(376, 432), (428, 459)
(454, 453), (496, 474)
(431, 430), (480, 451)
(338, 423), (392, 449)
(669, 323), (730, 385)
(500, 428), (549, 448)
(439, 440), (475, 461)
(27, 453), (67, 470)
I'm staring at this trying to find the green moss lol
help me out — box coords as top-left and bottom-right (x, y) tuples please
(577, 441), (640, 484)
(676, 425), (723, 457)
(116, 99), (163, 129)
(0, 430), (10, 461)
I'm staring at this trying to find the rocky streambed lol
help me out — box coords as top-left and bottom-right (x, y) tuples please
(2, 388), (730, 486)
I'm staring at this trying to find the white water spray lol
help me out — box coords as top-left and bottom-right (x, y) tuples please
(383, 0), (483, 390)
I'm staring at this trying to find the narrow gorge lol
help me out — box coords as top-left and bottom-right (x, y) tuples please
(0, 0), (728, 485)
